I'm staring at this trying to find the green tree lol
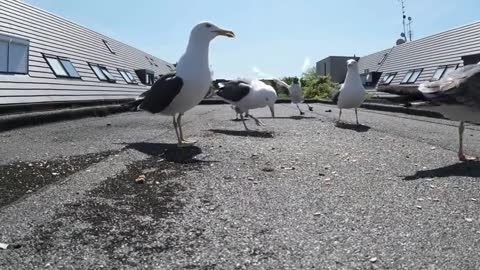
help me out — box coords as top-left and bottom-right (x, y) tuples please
(299, 68), (339, 99)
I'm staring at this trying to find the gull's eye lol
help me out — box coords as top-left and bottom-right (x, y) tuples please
(205, 23), (212, 28)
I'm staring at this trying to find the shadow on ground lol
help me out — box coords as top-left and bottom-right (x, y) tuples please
(125, 142), (203, 163)
(209, 129), (274, 138)
(404, 161), (480, 180)
(335, 122), (371, 132)
(259, 116), (316, 120)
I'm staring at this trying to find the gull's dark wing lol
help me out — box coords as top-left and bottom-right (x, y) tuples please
(138, 73), (183, 113)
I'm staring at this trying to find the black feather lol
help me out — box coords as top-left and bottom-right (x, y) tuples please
(331, 90), (340, 105)
(138, 73), (183, 114)
(216, 80), (251, 102)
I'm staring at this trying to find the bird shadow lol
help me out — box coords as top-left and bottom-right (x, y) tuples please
(231, 118), (249, 122)
(124, 142), (207, 163)
(404, 161), (480, 180)
(259, 116), (316, 120)
(209, 129), (274, 138)
(334, 122), (371, 132)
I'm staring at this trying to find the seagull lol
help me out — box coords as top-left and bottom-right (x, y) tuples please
(288, 77), (313, 115)
(125, 22), (234, 147)
(216, 79), (277, 131)
(407, 62), (480, 161)
(332, 59), (366, 124)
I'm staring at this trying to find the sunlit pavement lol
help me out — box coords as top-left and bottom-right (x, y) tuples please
(1, 103), (480, 269)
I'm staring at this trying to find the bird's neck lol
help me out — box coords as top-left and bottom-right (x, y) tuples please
(176, 38), (210, 79)
(345, 69), (362, 88)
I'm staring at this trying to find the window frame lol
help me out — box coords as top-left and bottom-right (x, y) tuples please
(89, 63), (116, 83)
(379, 72), (396, 85)
(103, 39), (116, 54)
(43, 54), (81, 79)
(401, 69), (423, 84)
(442, 64), (458, 79)
(0, 34), (30, 75)
(117, 68), (137, 84)
(431, 66), (447, 81)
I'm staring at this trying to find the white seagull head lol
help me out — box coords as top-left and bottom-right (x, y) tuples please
(190, 22), (235, 42)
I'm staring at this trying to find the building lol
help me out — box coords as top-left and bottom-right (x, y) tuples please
(316, 56), (359, 83)
(316, 21), (480, 94)
(0, 0), (172, 109)
(360, 21), (480, 94)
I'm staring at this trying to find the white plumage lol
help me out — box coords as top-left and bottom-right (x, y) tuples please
(216, 79), (277, 130)
(288, 78), (313, 115)
(333, 59), (366, 124)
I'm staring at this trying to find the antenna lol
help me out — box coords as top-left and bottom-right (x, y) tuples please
(407, 16), (413, 41)
(398, 0), (407, 42)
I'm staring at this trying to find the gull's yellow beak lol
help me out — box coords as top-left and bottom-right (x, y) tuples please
(214, 29), (235, 38)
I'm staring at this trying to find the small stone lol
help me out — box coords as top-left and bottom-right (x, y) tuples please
(52, 172), (60, 176)
(416, 205), (422, 209)
(422, 167), (427, 170)
(247, 177), (254, 181)
(370, 257), (378, 263)
(325, 178), (331, 181)
(262, 167), (274, 172)
(433, 198), (440, 202)
(465, 218), (473, 222)
(417, 198), (424, 201)
(135, 175), (146, 184)
(26, 190), (32, 194)
(0, 243), (8, 250)
(430, 185), (435, 189)
(106, 123), (112, 127)
(319, 173), (325, 176)
(313, 212), (322, 216)
(471, 198), (477, 201)
(325, 109), (332, 113)
(430, 147), (436, 150)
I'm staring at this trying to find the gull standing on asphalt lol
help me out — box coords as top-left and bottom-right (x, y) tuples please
(332, 59), (366, 124)
(288, 77), (313, 115)
(125, 22), (234, 147)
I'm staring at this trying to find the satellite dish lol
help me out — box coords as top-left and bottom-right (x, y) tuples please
(396, 38), (406, 45)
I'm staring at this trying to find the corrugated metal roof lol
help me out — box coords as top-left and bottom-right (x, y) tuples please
(0, 0), (174, 106)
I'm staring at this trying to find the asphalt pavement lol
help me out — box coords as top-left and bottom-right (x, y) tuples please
(1, 103), (480, 269)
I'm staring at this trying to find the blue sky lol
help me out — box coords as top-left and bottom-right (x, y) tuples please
(26, 0), (480, 79)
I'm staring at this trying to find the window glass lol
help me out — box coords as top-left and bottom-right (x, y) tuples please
(91, 65), (107, 81)
(103, 39), (115, 54)
(46, 57), (68, 77)
(0, 40), (7, 72)
(385, 73), (396, 84)
(8, 42), (28, 74)
(119, 70), (132, 83)
(125, 71), (135, 82)
(60, 59), (80, 78)
(431, 67), (446, 81)
(408, 69), (422, 83)
(401, 71), (413, 83)
(100, 67), (115, 82)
